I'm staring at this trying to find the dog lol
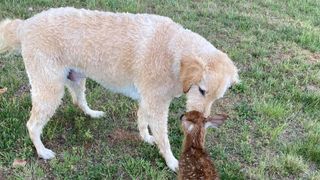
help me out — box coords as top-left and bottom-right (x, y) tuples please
(0, 7), (239, 171)
(178, 111), (228, 180)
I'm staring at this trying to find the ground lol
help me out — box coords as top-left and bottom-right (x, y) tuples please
(0, 0), (319, 179)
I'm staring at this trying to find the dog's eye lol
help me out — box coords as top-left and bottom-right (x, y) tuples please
(199, 87), (206, 96)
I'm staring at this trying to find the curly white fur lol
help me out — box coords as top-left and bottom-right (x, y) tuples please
(0, 7), (239, 172)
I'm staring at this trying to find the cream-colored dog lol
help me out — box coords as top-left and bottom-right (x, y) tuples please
(0, 7), (239, 171)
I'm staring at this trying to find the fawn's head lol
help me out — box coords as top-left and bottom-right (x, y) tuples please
(180, 111), (228, 148)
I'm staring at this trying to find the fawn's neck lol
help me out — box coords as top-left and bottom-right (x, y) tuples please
(183, 132), (206, 153)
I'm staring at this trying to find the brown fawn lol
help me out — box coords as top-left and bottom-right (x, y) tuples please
(178, 111), (228, 180)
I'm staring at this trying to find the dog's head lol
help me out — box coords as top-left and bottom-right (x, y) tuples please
(180, 50), (239, 117)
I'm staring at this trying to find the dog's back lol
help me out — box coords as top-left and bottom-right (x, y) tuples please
(3, 7), (181, 92)
(20, 7), (176, 62)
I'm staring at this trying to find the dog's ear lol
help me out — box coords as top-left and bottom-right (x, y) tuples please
(180, 57), (204, 93)
(204, 113), (228, 129)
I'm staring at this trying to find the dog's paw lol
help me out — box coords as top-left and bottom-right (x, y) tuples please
(38, 148), (56, 159)
(167, 158), (179, 172)
(87, 110), (105, 118)
(143, 135), (155, 145)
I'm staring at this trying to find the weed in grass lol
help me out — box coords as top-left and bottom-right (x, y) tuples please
(254, 100), (289, 120)
(269, 154), (308, 177)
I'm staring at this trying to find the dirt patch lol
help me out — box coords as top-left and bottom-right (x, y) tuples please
(145, 4), (156, 14)
(273, 50), (293, 62)
(269, 44), (320, 65)
(269, 44), (296, 64)
(0, 170), (3, 180)
(305, 85), (320, 92)
(14, 84), (31, 97)
(107, 128), (140, 145)
(37, 159), (56, 179)
(211, 93), (243, 117)
(303, 50), (320, 64)
(279, 121), (305, 144)
(311, 53), (320, 62)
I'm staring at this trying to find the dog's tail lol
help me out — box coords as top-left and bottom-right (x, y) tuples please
(0, 19), (23, 54)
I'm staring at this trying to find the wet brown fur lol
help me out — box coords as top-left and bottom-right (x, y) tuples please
(178, 111), (227, 180)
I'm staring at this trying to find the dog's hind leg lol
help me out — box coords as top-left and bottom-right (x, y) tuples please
(65, 75), (105, 118)
(25, 66), (65, 159)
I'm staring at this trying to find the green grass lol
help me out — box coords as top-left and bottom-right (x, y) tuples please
(1, 0), (320, 179)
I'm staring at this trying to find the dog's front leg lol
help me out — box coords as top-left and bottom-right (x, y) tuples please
(149, 114), (179, 172)
(138, 98), (178, 172)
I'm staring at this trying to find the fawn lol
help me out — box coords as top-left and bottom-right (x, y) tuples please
(178, 110), (228, 180)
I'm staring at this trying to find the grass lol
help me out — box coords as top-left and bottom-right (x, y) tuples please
(0, 0), (319, 179)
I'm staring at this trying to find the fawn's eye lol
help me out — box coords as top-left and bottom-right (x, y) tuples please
(199, 87), (206, 96)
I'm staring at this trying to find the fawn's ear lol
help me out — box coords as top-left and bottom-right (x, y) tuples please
(181, 115), (194, 132)
(205, 114), (228, 129)
(184, 121), (194, 132)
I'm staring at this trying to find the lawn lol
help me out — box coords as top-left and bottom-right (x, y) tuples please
(0, 0), (319, 179)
